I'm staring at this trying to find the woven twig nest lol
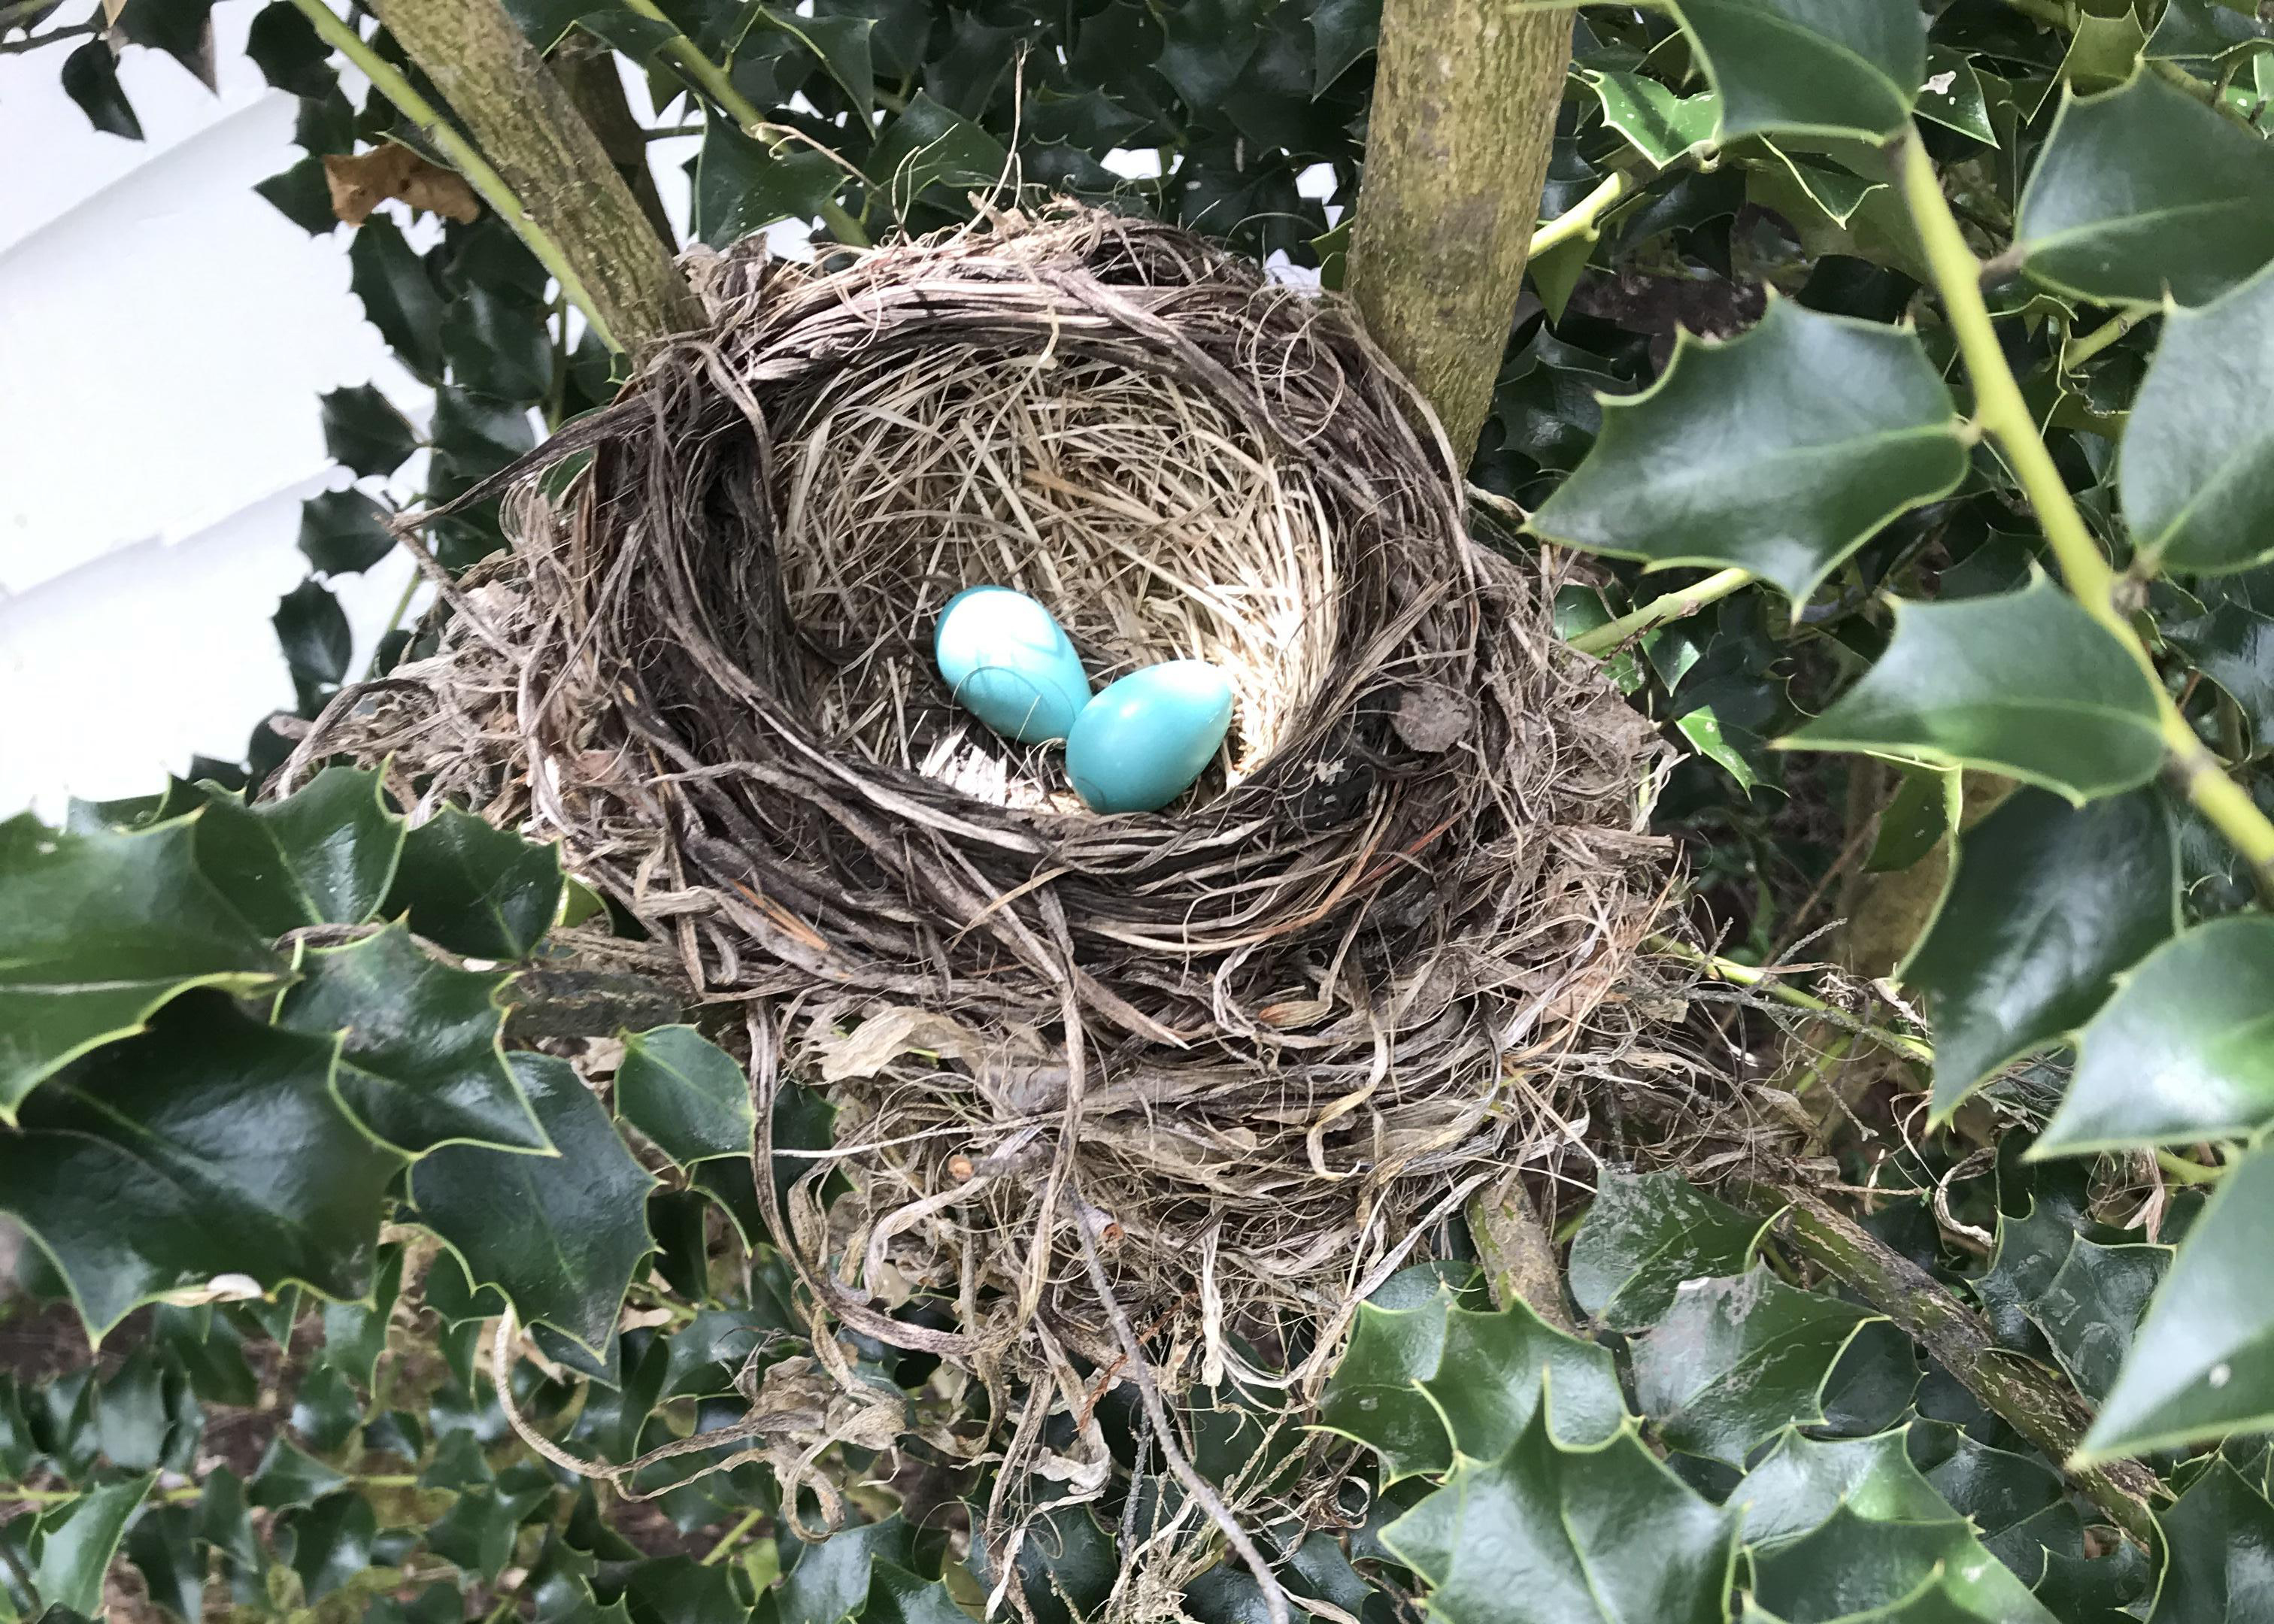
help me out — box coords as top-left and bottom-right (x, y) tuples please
(308, 205), (1686, 1548)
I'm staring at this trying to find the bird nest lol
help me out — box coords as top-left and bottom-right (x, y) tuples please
(296, 206), (1691, 1574)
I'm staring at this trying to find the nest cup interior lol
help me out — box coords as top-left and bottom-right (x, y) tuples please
(772, 338), (1339, 810)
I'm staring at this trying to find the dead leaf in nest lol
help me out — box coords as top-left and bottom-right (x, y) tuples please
(1393, 683), (1472, 752)
(814, 1004), (987, 1082)
(325, 144), (481, 226)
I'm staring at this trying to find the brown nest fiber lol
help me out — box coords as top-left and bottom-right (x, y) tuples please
(302, 205), (1684, 1561)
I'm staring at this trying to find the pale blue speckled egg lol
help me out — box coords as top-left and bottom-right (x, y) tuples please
(1066, 660), (1234, 813)
(933, 586), (1093, 744)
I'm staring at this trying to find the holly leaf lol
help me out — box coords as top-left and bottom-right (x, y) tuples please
(2017, 72), (2274, 308)
(1316, 1283), (1624, 1480)
(2037, 917), (2274, 1153)
(1672, 0), (1927, 141)
(778, 1516), (916, 1624)
(692, 122), (845, 250)
(382, 806), (563, 961)
(274, 577), (352, 713)
(866, 91), (1010, 206)
(298, 489), (397, 577)
(744, 6), (875, 115)
(21, 1476), (156, 1616)
(615, 1026), (756, 1167)
(0, 997), (400, 1340)
(1382, 1410), (1736, 1624)
(274, 923), (548, 1156)
(245, 2), (332, 98)
(2025, 1233), (2166, 1401)
(0, 814), (282, 1120)
(347, 214), (446, 382)
(411, 1053), (656, 1353)
(1917, 46), (1995, 144)
(441, 287), (551, 405)
(60, 38), (142, 141)
(2149, 0), (2274, 62)
(1580, 70), (1721, 168)
(1906, 786), (2175, 1120)
(1529, 299), (1966, 606)
(285, 1489), (375, 1602)
(1632, 1271), (1876, 1465)
(1748, 1501), (2059, 1622)
(1781, 577), (2166, 801)
(2124, 259), (2274, 575)
(2151, 1459), (2274, 1621)
(1310, 0), (1378, 92)
(1567, 1171), (1769, 1332)
(2078, 1139), (2274, 1459)
(318, 383), (419, 479)
(167, 768), (405, 937)
(1732, 1429), (1957, 1547)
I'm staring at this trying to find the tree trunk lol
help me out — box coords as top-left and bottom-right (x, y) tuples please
(1347, 0), (1569, 468)
(369, 0), (702, 351)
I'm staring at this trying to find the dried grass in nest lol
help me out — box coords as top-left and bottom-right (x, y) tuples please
(291, 205), (1699, 1590)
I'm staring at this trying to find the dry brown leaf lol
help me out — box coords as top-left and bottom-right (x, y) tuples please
(325, 144), (481, 227)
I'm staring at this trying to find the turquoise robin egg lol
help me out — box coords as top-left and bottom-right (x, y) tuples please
(933, 586), (1093, 744)
(1066, 661), (1235, 813)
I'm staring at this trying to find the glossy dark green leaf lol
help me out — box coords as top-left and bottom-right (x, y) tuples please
(778, 1516), (915, 1624)
(2168, 602), (2274, 753)
(2151, 1458), (2274, 1621)
(0, 997), (399, 1338)
(114, 0), (215, 80)
(1152, 0), (1263, 106)
(1581, 70), (1721, 168)
(321, 1244), (403, 1390)
(1748, 1500), (2059, 1622)
(1633, 1270), (1875, 1465)
(1530, 299), (1966, 605)
(274, 923), (547, 1155)
(615, 1026), (755, 1168)
(170, 768), (405, 936)
(1864, 765), (1952, 873)
(411, 1053), (656, 1353)
(60, 39), (142, 141)
(866, 91), (1010, 206)
(2149, 0), (2274, 62)
(968, 1504), (1117, 1624)
(125, 1504), (204, 1624)
(0, 813), (281, 1118)
(1674, 0), (1927, 140)
(274, 577), (350, 712)
(1917, 46), (1995, 144)
(443, 286), (553, 405)
(2039, 917), (2274, 1152)
(2079, 1141), (2274, 1459)
(22, 1475), (155, 1616)
(383, 805), (563, 960)
(289, 1362), (362, 1453)
(746, 6), (874, 114)
(2017, 72), (2274, 308)
(2025, 1233), (2166, 1402)
(244, 2), (332, 97)
(1317, 1282), (1624, 1480)
(196, 1466), (259, 1571)
(317, 383), (419, 478)
(1783, 578), (2166, 801)
(1310, 0), (1378, 92)
(426, 1486), (521, 1581)
(284, 1489), (374, 1602)
(428, 385), (535, 483)
(1733, 1430), (1953, 1547)
(297, 488), (396, 577)
(860, 1563), (966, 1624)
(2125, 259), (2274, 574)
(93, 1348), (171, 1471)
(692, 121), (844, 250)
(1383, 1410), (1736, 1624)
(1906, 786), (2175, 1119)
(1567, 1170), (1768, 1332)
(348, 215), (445, 381)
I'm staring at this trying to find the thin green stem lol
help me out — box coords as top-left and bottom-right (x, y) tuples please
(0, 0), (72, 33)
(700, 1507), (767, 1566)
(1528, 170), (1630, 259)
(0, 18), (89, 51)
(1897, 129), (2274, 901)
(2060, 310), (2145, 372)
(1567, 567), (1753, 657)
(617, 0), (869, 247)
(1648, 935), (1936, 1065)
(286, 0), (622, 351)
(2156, 1148), (2227, 1185)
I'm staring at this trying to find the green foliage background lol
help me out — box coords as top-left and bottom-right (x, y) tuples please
(9, 0), (2274, 1620)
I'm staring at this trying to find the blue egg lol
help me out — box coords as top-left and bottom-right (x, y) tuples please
(934, 586), (1093, 744)
(1066, 661), (1235, 814)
